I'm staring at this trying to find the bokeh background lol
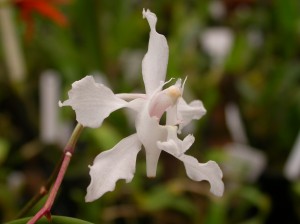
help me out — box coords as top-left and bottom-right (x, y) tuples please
(1, 0), (300, 223)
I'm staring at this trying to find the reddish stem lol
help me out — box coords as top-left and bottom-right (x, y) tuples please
(27, 123), (83, 224)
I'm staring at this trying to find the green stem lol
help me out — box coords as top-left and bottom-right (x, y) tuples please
(65, 123), (84, 152)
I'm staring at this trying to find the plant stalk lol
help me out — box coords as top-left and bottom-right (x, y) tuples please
(27, 123), (83, 224)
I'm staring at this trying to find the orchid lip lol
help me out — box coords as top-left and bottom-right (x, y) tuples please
(148, 85), (182, 120)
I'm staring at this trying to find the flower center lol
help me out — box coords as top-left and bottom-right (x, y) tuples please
(149, 85), (181, 119)
(167, 85), (181, 99)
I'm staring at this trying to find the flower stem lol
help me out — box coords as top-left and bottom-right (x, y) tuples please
(16, 155), (63, 219)
(27, 123), (83, 224)
(65, 123), (83, 152)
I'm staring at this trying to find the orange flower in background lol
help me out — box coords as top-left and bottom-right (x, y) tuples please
(13, 0), (70, 39)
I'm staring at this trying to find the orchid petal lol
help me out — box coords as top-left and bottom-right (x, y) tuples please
(142, 9), (169, 95)
(167, 98), (206, 133)
(135, 98), (167, 177)
(59, 76), (127, 128)
(127, 98), (147, 112)
(85, 134), (142, 202)
(157, 126), (224, 197)
(136, 115), (165, 177)
(180, 156), (224, 197)
(157, 125), (194, 156)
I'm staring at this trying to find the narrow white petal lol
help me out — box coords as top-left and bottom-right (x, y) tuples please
(142, 9), (169, 95)
(116, 93), (147, 101)
(182, 135), (195, 152)
(136, 113), (165, 177)
(166, 105), (179, 127)
(157, 126), (224, 197)
(135, 96), (167, 177)
(157, 125), (194, 156)
(167, 98), (206, 133)
(85, 134), (142, 202)
(127, 98), (147, 112)
(59, 76), (127, 128)
(180, 156), (224, 197)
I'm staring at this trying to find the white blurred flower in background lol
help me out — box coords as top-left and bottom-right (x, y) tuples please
(200, 27), (234, 67)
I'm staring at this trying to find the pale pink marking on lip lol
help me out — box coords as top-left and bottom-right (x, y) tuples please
(149, 85), (181, 119)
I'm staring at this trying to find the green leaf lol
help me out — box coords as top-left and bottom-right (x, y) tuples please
(5, 216), (93, 224)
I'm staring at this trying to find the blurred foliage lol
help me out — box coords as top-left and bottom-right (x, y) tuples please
(1, 0), (300, 223)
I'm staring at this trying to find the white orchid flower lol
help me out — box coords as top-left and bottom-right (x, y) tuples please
(59, 9), (224, 202)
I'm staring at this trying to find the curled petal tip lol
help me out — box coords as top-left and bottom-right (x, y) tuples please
(142, 8), (151, 18)
(142, 8), (157, 29)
